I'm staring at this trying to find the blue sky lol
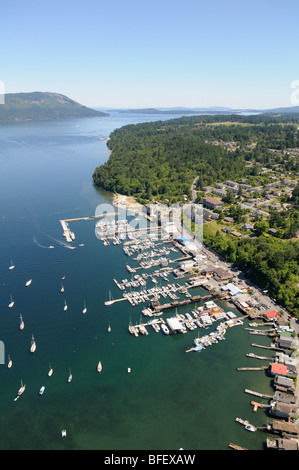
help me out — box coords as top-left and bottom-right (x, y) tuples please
(1, 0), (299, 109)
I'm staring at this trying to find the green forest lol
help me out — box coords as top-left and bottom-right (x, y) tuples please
(93, 113), (299, 204)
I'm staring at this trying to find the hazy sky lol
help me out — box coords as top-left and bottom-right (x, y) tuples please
(2, 0), (299, 109)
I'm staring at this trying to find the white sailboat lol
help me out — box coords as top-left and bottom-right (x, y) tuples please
(7, 355), (12, 368)
(19, 314), (24, 330)
(67, 368), (72, 382)
(18, 380), (26, 396)
(97, 361), (102, 373)
(30, 334), (36, 353)
(60, 283), (64, 293)
(9, 260), (15, 270)
(63, 300), (68, 311)
(48, 363), (53, 377)
(8, 295), (14, 308)
(25, 279), (32, 287)
(104, 291), (114, 306)
(82, 301), (87, 314)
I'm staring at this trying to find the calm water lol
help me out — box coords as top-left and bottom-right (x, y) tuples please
(0, 113), (273, 450)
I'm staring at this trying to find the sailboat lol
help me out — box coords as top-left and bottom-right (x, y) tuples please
(82, 301), (87, 314)
(18, 380), (26, 396)
(63, 300), (68, 311)
(67, 368), (72, 383)
(104, 291), (114, 306)
(19, 314), (24, 330)
(30, 334), (36, 353)
(60, 283), (64, 293)
(7, 355), (12, 368)
(8, 295), (14, 308)
(9, 260), (15, 270)
(48, 363), (53, 377)
(97, 361), (102, 373)
(25, 279), (32, 287)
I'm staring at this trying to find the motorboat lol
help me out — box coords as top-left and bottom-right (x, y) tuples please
(39, 386), (45, 395)
(82, 301), (87, 314)
(30, 335), (36, 353)
(67, 368), (72, 382)
(161, 323), (170, 335)
(18, 380), (26, 396)
(61, 283), (64, 293)
(8, 295), (14, 308)
(97, 361), (102, 373)
(48, 363), (53, 377)
(9, 260), (15, 270)
(127, 367), (131, 373)
(19, 314), (24, 330)
(63, 300), (68, 311)
(61, 430), (67, 437)
(7, 355), (12, 368)
(25, 279), (32, 287)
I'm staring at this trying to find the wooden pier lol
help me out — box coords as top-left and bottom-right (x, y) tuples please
(237, 366), (268, 371)
(244, 389), (273, 399)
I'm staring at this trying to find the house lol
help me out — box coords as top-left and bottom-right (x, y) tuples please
(213, 267), (232, 281)
(269, 363), (288, 377)
(266, 437), (299, 450)
(241, 223), (254, 231)
(277, 334), (294, 351)
(202, 197), (224, 210)
(274, 375), (294, 391)
(262, 310), (280, 321)
(269, 419), (299, 436)
(269, 401), (297, 419)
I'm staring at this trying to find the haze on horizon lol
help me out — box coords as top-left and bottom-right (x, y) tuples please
(2, 0), (299, 110)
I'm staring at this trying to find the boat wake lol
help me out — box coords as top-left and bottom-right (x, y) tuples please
(33, 235), (54, 249)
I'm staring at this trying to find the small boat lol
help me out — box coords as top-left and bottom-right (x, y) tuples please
(245, 424), (257, 432)
(107, 322), (111, 333)
(82, 301), (87, 314)
(18, 380), (26, 396)
(61, 430), (67, 437)
(62, 275), (66, 280)
(97, 361), (102, 373)
(39, 386), (45, 395)
(49, 245), (54, 249)
(8, 295), (14, 308)
(48, 363), (53, 377)
(25, 279), (32, 287)
(19, 314), (24, 330)
(161, 323), (170, 335)
(61, 283), (64, 293)
(30, 334), (36, 353)
(9, 260), (15, 270)
(7, 355), (12, 368)
(127, 367), (131, 373)
(63, 300), (68, 311)
(67, 368), (72, 382)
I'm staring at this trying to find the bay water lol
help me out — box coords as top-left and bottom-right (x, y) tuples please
(0, 113), (273, 450)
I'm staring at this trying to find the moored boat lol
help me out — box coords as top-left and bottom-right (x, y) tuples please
(30, 334), (36, 353)
(161, 323), (170, 335)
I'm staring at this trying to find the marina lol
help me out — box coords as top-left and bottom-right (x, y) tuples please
(0, 113), (292, 451)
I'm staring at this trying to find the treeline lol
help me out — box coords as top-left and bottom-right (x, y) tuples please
(204, 230), (299, 316)
(93, 114), (299, 203)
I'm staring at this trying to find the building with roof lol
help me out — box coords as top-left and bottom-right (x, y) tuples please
(263, 309), (280, 321)
(202, 197), (224, 210)
(269, 363), (288, 377)
(269, 402), (297, 419)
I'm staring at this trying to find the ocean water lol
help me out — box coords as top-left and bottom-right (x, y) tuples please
(0, 113), (273, 450)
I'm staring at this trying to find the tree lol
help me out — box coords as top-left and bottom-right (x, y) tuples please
(254, 220), (269, 235)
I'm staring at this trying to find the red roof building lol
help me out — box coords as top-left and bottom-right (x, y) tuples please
(270, 363), (288, 377)
(263, 309), (280, 320)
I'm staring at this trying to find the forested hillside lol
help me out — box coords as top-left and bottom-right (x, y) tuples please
(93, 114), (299, 204)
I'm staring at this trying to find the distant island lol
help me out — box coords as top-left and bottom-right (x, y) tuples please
(0, 92), (109, 122)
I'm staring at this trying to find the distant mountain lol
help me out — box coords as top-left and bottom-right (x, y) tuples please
(106, 105), (299, 116)
(264, 105), (299, 114)
(0, 92), (109, 122)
